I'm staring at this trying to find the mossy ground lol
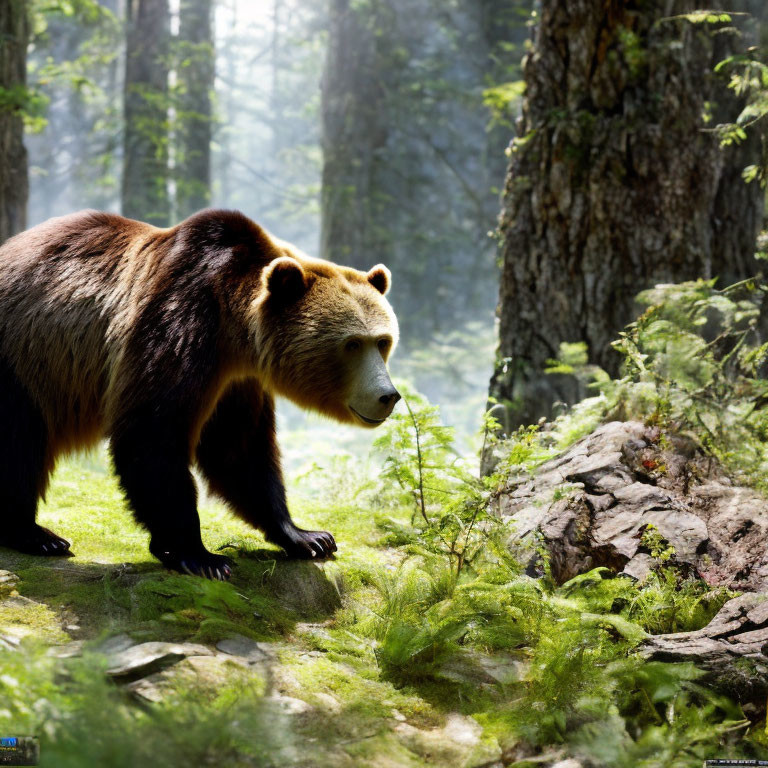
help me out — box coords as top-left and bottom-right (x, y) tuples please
(1, 417), (766, 768)
(0, 450), (493, 768)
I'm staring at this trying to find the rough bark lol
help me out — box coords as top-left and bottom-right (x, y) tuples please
(122, 0), (171, 226)
(0, 0), (28, 244)
(488, 1), (764, 429)
(176, 0), (214, 219)
(492, 421), (768, 590)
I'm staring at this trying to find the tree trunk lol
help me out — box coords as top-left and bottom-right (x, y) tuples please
(320, 0), (532, 341)
(0, 0), (28, 243)
(488, 1), (764, 430)
(122, 0), (170, 226)
(176, 0), (214, 219)
(320, 0), (387, 271)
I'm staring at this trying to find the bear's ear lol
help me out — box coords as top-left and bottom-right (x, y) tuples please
(263, 257), (309, 301)
(367, 264), (391, 295)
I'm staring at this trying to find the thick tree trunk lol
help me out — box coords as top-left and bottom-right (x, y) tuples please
(176, 0), (214, 219)
(122, 0), (170, 226)
(0, 0), (28, 244)
(488, 2), (764, 430)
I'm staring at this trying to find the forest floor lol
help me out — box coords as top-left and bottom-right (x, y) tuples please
(0, 451), (502, 768)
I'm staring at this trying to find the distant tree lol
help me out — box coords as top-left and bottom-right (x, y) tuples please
(320, 0), (385, 272)
(320, 0), (531, 340)
(175, 0), (214, 219)
(488, 1), (765, 430)
(210, 0), (324, 253)
(26, 0), (122, 224)
(0, 0), (29, 243)
(122, 0), (170, 226)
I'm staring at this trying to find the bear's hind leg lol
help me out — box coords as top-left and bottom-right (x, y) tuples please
(0, 359), (71, 556)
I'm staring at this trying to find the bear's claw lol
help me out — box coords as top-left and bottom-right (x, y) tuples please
(158, 551), (233, 580)
(277, 528), (337, 559)
(0, 525), (72, 557)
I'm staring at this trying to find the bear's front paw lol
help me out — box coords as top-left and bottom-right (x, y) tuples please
(278, 528), (337, 559)
(153, 547), (233, 581)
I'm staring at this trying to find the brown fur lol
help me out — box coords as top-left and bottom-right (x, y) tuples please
(0, 208), (398, 574)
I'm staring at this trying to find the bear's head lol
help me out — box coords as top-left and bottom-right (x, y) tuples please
(253, 252), (400, 427)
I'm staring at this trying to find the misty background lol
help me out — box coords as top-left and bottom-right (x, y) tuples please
(19, 0), (532, 467)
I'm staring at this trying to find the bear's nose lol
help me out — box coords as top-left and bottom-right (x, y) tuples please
(379, 390), (401, 407)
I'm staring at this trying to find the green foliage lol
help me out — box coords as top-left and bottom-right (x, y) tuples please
(483, 80), (525, 128)
(668, 11), (733, 25)
(539, 276), (768, 490)
(627, 567), (733, 636)
(0, 84), (49, 130)
(132, 575), (271, 644)
(606, 278), (768, 489)
(374, 383), (492, 576)
(711, 47), (768, 180)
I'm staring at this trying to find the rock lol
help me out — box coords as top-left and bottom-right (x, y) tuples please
(264, 561), (343, 616)
(621, 553), (656, 583)
(48, 640), (84, 659)
(393, 713), (494, 766)
(641, 594), (768, 703)
(94, 633), (136, 655)
(0, 633), (20, 651)
(492, 421), (768, 589)
(312, 692), (342, 713)
(440, 649), (525, 687)
(125, 676), (166, 703)
(105, 641), (213, 681)
(265, 694), (314, 715)
(2, 595), (40, 609)
(126, 654), (263, 703)
(216, 634), (271, 663)
(0, 570), (19, 596)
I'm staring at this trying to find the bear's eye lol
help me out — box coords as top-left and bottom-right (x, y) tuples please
(377, 338), (391, 354)
(345, 340), (361, 352)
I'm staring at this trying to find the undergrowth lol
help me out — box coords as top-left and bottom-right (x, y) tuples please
(351, 273), (768, 764)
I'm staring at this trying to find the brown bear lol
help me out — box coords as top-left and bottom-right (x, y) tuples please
(0, 209), (400, 580)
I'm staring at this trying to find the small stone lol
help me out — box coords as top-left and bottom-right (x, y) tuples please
(312, 692), (341, 713)
(0, 570), (19, 596)
(105, 642), (212, 680)
(94, 633), (136, 655)
(48, 641), (84, 659)
(266, 695), (313, 715)
(216, 634), (270, 663)
(621, 553), (656, 583)
(443, 713), (481, 746)
(0, 634), (20, 651)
